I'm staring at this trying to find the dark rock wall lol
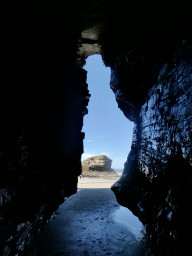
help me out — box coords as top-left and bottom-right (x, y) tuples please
(1, 2), (90, 254)
(97, 2), (192, 255)
(111, 41), (192, 255)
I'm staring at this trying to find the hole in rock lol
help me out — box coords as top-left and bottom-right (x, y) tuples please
(29, 54), (144, 256)
(79, 54), (134, 189)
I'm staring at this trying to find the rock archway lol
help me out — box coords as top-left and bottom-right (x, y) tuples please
(1, 1), (192, 255)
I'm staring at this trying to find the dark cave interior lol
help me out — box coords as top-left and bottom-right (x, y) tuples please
(1, 1), (192, 255)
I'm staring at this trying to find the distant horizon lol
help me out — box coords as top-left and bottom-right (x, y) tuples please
(82, 54), (134, 169)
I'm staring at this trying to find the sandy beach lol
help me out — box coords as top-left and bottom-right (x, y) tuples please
(77, 176), (120, 188)
(29, 177), (145, 256)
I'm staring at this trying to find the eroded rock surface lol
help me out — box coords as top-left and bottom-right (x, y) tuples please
(82, 155), (117, 177)
(111, 41), (192, 255)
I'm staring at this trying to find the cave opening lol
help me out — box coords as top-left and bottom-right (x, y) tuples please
(66, 54), (144, 255)
(1, 1), (192, 254)
(81, 54), (134, 177)
(26, 52), (145, 254)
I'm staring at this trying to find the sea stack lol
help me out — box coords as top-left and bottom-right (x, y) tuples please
(82, 155), (117, 177)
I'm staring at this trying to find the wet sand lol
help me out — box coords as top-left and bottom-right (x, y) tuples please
(30, 178), (145, 256)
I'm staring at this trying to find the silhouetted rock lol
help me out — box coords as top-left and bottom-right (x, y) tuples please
(111, 41), (192, 256)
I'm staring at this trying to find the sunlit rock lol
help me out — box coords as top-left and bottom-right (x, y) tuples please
(82, 155), (117, 177)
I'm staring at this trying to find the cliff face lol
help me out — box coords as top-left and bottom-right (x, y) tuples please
(111, 42), (192, 255)
(1, 1), (192, 255)
(1, 2), (89, 254)
(82, 155), (117, 176)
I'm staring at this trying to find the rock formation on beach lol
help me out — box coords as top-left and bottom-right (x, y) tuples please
(82, 155), (117, 177)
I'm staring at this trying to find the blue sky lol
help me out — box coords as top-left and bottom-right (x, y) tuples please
(82, 54), (134, 169)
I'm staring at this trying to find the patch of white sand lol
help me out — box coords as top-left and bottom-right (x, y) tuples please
(78, 176), (119, 188)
